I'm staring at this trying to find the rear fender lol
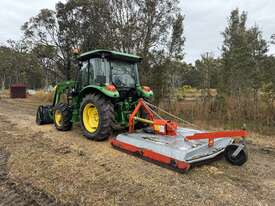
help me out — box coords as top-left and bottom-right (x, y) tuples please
(136, 86), (154, 98)
(79, 85), (120, 99)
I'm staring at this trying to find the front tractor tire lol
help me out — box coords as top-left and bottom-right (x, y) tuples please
(80, 94), (115, 141)
(53, 103), (72, 131)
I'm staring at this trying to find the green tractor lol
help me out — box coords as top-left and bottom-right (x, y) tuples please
(36, 50), (153, 140)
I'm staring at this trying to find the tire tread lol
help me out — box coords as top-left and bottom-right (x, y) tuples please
(80, 94), (115, 141)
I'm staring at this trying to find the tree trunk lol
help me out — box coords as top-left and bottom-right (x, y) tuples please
(65, 57), (71, 80)
(1, 74), (5, 90)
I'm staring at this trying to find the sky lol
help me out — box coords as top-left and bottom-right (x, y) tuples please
(0, 0), (274, 63)
(181, 0), (275, 63)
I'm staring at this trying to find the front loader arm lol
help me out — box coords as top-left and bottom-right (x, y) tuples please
(52, 81), (75, 106)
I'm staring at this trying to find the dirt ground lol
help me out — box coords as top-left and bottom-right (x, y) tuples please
(0, 95), (275, 206)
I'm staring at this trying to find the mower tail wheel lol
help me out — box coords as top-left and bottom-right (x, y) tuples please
(224, 144), (247, 166)
(53, 103), (72, 131)
(36, 105), (53, 125)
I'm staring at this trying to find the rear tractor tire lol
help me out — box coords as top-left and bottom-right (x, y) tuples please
(53, 103), (72, 131)
(80, 94), (115, 141)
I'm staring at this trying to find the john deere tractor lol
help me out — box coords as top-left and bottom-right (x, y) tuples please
(36, 50), (153, 140)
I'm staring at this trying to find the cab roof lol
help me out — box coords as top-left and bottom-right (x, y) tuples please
(77, 49), (142, 63)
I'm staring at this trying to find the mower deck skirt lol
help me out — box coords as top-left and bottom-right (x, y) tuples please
(111, 128), (233, 170)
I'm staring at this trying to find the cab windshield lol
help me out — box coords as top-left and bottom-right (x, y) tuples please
(110, 61), (139, 88)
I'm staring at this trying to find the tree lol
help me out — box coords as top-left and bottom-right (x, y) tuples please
(22, 8), (78, 80)
(246, 25), (268, 90)
(21, 0), (185, 91)
(0, 40), (43, 89)
(221, 8), (268, 95)
(0, 46), (11, 89)
(169, 13), (185, 60)
(271, 34), (275, 44)
(195, 52), (221, 91)
(31, 44), (61, 87)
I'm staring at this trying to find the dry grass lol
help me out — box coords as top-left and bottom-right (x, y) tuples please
(32, 90), (54, 102)
(0, 89), (10, 98)
(171, 94), (275, 134)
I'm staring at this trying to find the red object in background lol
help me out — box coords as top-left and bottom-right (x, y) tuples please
(10, 84), (26, 98)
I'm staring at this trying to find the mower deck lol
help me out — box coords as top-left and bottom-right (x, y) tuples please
(111, 127), (234, 171)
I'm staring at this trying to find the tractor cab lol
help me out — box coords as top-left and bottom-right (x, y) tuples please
(77, 50), (144, 99)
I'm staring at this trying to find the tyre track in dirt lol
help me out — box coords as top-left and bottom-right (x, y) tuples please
(0, 97), (275, 205)
(0, 149), (77, 206)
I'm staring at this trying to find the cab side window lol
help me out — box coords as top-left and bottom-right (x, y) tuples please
(89, 59), (95, 84)
(81, 61), (89, 87)
(89, 58), (106, 85)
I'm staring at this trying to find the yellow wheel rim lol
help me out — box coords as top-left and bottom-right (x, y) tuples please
(83, 103), (99, 133)
(55, 110), (62, 127)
